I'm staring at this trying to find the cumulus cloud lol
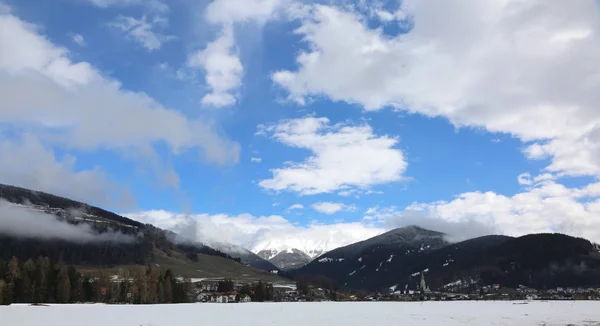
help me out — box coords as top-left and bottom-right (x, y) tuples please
(389, 178), (600, 243)
(204, 0), (285, 25)
(126, 210), (383, 257)
(187, 26), (242, 107)
(312, 202), (356, 215)
(0, 7), (240, 199)
(274, 0), (600, 179)
(257, 117), (407, 195)
(185, 0), (285, 107)
(109, 15), (176, 51)
(0, 200), (136, 243)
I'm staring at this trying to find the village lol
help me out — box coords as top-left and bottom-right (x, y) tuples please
(189, 273), (600, 304)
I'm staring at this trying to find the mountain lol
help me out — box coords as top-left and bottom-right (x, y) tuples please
(291, 226), (449, 288)
(293, 228), (600, 292)
(206, 242), (279, 271)
(251, 233), (385, 270)
(0, 183), (286, 282)
(256, 248), (313, 270)
(268, 248), (313, 270)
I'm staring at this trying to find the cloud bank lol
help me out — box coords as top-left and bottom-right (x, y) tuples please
(0, 200), (136, 244)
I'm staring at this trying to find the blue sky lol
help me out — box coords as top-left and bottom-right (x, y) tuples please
(2, 0), (600, 249)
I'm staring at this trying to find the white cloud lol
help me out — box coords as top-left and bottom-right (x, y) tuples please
(204, 0), (285, 25)
(185, 0), (285, 107)
(0, 200), (136, 243)
(250, 157), (262, 163)
(126, 210), (383, 257)
(394, 178), (600, 243)
(312, 201), (356, 215)
(86, 0), (168, 12)
(72, 33), (85, 46)
(110, 15), (175, 51)
(274, 1), (600, 179)
(287, 203), (304, 211)
(517, 173), (532, 186)
(0, 7), (240, 196)
(258, 117), (407, 195)
(187, 26), (242, 107)
(0, 135), (133, 207)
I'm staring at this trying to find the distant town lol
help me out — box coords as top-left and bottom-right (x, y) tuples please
(191, 275), (600, 303)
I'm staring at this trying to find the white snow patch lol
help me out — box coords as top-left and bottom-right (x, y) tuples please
(411, 272), (420, 277)
(318, 257), (333, 263)
(357, 257), (362, 262)
(348, 270), (356, 276)
(423, 268), (429, 273)
(386, 254), (394, 263)
(336, 258), (345, 262)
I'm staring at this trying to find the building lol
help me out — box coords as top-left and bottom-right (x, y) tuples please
(239, 295), (251, 303)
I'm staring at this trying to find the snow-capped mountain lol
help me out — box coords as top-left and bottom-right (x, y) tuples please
(249, 230), (384, 270)
(203, 242), (279, 271)
(257, 248), (312, 270)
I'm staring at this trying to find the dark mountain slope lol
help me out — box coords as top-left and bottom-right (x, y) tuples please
(292, 226), (449, 289)
(294, 231), (600, 292)
(0, 183), (286, 281)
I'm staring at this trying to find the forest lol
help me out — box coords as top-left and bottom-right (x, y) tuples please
(0, 256), (192, 305)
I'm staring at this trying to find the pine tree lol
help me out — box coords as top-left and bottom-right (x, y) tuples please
(136, 268), (149, 304)
(23, 259), (36, 303)
(56, 265), (71, 303)
(35, 257), (49, 303)
(7, 257), (21, 302)
(157, 281), (165, 303)
(147, 266), (159, 304)
(0, 279), (7, 305)
(163, 275), (173, 303)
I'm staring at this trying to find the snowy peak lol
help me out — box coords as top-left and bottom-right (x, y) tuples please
(269, 248), (312, 270)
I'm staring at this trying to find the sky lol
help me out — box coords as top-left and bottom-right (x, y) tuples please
(2, 0), (600, 251)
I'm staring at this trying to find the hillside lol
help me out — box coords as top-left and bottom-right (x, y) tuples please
(0, 183), (286, 282)
(293, 229), (600, 292)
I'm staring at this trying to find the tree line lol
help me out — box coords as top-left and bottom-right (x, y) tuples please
(0, 256), (192, 305)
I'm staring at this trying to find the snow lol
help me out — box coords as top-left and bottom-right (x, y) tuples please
(3, 302), (600, 326)
(318, 257), (333, 263)
(423, 268), (429, 273)
(348, 270), (356, 276)
(411, 272), (420, 277)
(357, 257), (362, 262)
(386, 254), (394, 263)
(376, 261), (383, 272)
(336, 258), (345, 262)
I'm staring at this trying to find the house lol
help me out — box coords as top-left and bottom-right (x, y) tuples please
(211, 292), (237, 303)
(239, 295), (251, 303)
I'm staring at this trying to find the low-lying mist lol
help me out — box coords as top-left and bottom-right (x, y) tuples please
(0, 200), (137, 244)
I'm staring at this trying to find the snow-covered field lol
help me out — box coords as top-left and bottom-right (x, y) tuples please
(2, 301), (600, 326)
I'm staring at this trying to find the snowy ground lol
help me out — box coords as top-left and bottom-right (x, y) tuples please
(2, 301), (600, 326)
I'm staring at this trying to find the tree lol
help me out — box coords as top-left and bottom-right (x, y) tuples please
(157, 281), (165, 303)
(147, 266), (159, 304)
(0, 279), (7, 305)
(136, 268), (149, 304)
(35, 257), (49, 303)
(56, 265), (71, 303)
(163, 275), (173, 303)
(217, 279), (234, 292)
(22, 259), (36, 303)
